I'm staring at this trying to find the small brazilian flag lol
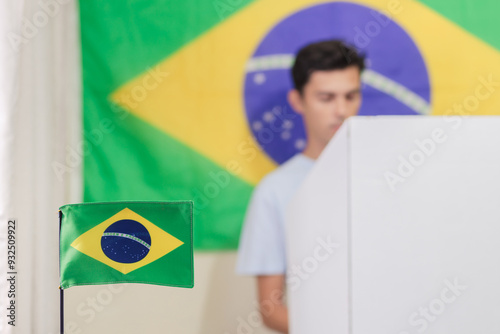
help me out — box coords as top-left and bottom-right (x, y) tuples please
(59, 201), (193, 289)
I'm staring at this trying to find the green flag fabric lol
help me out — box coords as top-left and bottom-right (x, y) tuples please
(59, 201), (193, 289)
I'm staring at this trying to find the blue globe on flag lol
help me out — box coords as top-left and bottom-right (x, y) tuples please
(101, 219), (152, 264)
(243, 2), (431, 164)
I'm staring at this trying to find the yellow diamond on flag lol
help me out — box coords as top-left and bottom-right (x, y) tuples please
(70, 208), (184, 274)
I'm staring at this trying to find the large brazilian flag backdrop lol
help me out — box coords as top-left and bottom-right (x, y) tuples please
(81, 0), (500, 250)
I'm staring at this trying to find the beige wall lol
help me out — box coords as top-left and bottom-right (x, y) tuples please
(65, 252), (277, 334)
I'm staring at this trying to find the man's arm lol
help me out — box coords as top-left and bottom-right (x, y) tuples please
(257, 274), (288, 333)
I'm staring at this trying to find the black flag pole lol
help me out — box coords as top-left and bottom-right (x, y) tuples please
(59, 210), (64, 334)
(60, 288), (64, 334)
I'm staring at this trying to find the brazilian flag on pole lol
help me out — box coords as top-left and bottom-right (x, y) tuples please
(59, 201), (193, 289)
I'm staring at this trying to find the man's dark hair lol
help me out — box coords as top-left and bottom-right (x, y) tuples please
(291, 40), (365, 94)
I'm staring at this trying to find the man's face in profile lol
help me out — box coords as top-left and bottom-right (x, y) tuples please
(292, 66), (362, 146)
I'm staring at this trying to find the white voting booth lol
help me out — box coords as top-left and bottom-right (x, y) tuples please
(286, 116), (500, 334)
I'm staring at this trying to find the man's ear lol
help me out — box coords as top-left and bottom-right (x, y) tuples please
(287, 89), (305, 115)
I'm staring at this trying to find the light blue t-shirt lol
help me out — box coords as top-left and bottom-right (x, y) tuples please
(236, 154), (315, 275)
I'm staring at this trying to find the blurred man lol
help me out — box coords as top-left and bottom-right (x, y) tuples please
(237, 40), (365, 333)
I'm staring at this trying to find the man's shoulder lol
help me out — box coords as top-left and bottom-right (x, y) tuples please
(255, 154), (314, 196)
(236, 154), (314, 275)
